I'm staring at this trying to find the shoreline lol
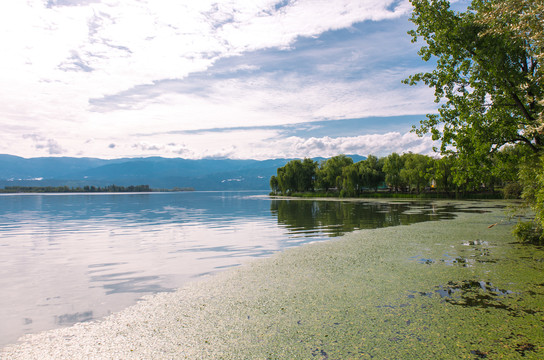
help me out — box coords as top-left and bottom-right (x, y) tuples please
(3, 201), (543, 359)
(269, 190), (505, 200)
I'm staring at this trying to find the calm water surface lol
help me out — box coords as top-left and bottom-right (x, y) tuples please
(1, 191), (463, 345)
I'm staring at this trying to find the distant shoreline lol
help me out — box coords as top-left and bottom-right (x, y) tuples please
(0, 185), (195, 194)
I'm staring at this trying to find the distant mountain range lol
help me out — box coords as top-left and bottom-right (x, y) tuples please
(0, 154), (366, 191)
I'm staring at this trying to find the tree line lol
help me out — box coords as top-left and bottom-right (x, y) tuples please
(0, 185), (151, 193)
(270, 150), (521, 198)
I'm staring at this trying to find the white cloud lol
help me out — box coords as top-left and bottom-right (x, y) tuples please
(83, 65), (435, 134)
(217, 0), (411, 52)
(83, 128), (437, 160)
(280, 132), (437, 158)
(0, 0), (439, 160)
(1, 0), (411, 96)
(8, 122), (437, 160)
(22, 134), (67, 155)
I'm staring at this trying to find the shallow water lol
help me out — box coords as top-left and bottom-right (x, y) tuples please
(0, 192), (498, 345)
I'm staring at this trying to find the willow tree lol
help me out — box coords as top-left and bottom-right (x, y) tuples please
(358, 155), (384, 191)
(383, 153), (405, 192)
(405, 0), (544, 241)
(400, 153), (433, 193)
(316, 155), (353, 191)
(274, 158), (317, 194)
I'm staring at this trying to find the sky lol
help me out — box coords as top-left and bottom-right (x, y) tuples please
(0, 0), (464, 160)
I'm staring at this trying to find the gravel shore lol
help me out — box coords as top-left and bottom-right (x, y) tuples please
(3, 202), (543, 359)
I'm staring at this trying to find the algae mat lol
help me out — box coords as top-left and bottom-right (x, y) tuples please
(2, 201), (543, 359)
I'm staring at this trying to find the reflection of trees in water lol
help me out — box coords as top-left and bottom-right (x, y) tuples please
(271, 200), (456, 237)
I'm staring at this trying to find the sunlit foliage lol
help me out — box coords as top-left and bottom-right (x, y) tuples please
(405, 0), (544, 242)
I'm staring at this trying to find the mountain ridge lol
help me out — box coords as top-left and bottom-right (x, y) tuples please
(0, 154), (366, 190)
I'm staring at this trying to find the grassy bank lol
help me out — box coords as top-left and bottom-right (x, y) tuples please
(3, 201), (543, 359)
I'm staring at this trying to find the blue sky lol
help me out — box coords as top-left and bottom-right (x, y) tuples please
(0, 0), (466, 159)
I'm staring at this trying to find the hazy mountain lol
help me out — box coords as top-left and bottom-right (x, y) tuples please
(0, 154), (366, 190)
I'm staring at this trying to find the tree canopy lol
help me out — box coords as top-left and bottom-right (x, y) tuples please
(406, 0), (544, 242)
(405, 0), (543, 157)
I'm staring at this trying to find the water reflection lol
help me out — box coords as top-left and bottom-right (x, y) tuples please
(271, 200), (457, 238)
(55, 311), (93, 325)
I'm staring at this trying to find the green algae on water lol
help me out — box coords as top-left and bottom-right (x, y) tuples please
(186, 201), (544, 359)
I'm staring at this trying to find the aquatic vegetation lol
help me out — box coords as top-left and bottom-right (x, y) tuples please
(513, 221), (544, 245)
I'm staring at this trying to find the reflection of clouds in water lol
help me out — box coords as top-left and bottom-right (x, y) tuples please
(87, 263), (171, 295)
(100, 276), (170, 295)
(55, 311), (93, 325)
(0, 192), (287, 346)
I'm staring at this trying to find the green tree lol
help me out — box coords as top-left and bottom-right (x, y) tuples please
(274, 158), (317, 194)
(400, 153), (432, 193)
(405, 0), (543, 156)
(300, 158), (318, 192)
(270, 175), (279, 194)
(316, 155), (353, 191)
(517, 154), (544, 243)
(276, 166), (289, 194)
(383, 153), (405, 192)
(479, 0), (544, 128)
(358, 155), (384, 191)
(406, 0), (544, 240)
(430, 155), (454, 193)
(340, 163), (359, 197)
(450, 155), (483, 193)
(491, 146), (524, 184)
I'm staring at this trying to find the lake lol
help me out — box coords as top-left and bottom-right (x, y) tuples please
(0, 191), (470, 346)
